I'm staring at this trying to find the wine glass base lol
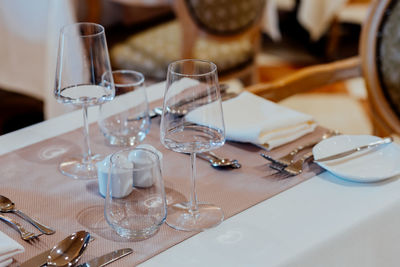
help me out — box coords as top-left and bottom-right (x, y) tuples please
(166, 202), (224, 232)
(59, 154), (102, 180)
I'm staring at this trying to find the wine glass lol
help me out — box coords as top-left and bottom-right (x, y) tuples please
(160, 59), (225, 231)
(54, 22), (115, 179)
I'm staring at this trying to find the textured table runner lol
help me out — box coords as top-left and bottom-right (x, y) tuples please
(2, 116), (326, 266)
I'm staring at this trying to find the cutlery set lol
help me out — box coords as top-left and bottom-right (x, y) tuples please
(260, 132), (334, 176)
(0, 195), (54, 241)
(262, 151), (314, 176)
(261, 133), (393, 177)
(259, 131), (337, 177)
(20, 230), (132, 267)
(0, 198), (134, 265)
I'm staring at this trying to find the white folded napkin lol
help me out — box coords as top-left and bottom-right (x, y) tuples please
(0, 230), (24, 267)
(186, 91), (317, 150)
(222, 91), (317, 149)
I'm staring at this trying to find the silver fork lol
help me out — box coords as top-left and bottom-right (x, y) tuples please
(282, 151), (314, 176)
(262, 130), (338, 166)
(262, 142), (314, 166)
(261, 151), (314, 176)
(260, 153), (288, 172)
(0, 214), (41, 241)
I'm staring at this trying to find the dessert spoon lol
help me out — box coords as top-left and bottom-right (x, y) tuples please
(0, 195), (55, 235)
(47, 231), (90, 267)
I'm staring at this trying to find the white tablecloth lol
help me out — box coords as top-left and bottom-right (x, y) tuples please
(1, 82), (399, 267)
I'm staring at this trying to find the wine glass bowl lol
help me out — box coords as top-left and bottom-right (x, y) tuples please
(54, 22), (115, 179)
(160, 59), (225, 231)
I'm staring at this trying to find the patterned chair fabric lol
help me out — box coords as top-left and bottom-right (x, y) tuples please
(378, 0), (400, 118)
(111, 21), (254, 80)
(186, 0), (265, 35)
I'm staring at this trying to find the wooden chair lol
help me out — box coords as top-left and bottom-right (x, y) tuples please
(246, 0), (400, 137)
(111, 0), (265, 84)
(172, 0), (265, 84)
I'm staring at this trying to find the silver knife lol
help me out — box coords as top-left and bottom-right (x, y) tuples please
(315, 136), (393, 162)
(76, 248), (133, 267)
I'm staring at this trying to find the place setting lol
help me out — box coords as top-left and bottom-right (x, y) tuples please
(261, 129), (400, 183)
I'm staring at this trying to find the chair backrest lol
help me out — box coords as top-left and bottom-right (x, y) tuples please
(184, 0), (265, 35)
(360, 0), (400, 135)
(173, 0), (265, 84)
(247, 0), (400, 136)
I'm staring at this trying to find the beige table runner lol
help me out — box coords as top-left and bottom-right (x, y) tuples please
(3, 117), (326, 266)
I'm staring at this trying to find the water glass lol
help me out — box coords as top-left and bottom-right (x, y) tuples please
(104, 147), (167, 240)
(99, 70), (150, 146)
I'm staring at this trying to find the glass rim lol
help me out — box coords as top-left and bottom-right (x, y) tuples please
(61, 22), (105, 38)
(110, 147), (160, 171)
(168, 59), (218, 77)
(102, 70), (145, 88)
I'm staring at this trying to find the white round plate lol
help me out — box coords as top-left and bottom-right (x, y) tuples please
(312, 135), (400, 182)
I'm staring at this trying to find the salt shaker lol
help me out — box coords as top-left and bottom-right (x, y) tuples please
(129, 144), (163, 188)
(96, 154), (133, 198)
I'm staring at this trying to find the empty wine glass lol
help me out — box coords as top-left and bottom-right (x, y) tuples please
(54, 22), (115, 179)
(160, 59), (225, 231)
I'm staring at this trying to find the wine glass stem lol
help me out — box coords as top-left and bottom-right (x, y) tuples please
(82, 105), (92, 162)
(189, 152), (199, 215)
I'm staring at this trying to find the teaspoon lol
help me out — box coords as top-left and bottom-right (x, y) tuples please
(0, 195), (55, 235)
(197, 152), (241, 169)
(47, 231), (90, 267)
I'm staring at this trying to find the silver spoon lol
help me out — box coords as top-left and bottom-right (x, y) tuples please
(47, 231), (90, 267)
(197, 151), (241, 169)
(0, 195), (55, 235)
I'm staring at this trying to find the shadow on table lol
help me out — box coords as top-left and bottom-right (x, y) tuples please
(76, 205), (131, 242)
(319, 171), (400, 187)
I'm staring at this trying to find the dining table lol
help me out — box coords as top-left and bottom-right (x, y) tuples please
(1, 81), (400, 267)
